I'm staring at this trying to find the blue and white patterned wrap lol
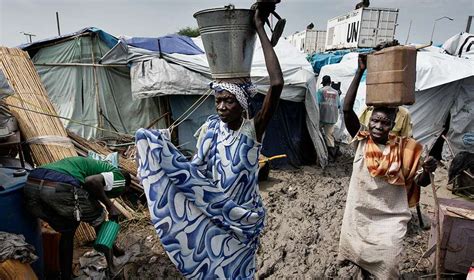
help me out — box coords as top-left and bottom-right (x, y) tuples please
(135, 115), (265, 279)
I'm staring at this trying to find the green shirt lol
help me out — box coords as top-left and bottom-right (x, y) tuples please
(41, 156), (125, 198)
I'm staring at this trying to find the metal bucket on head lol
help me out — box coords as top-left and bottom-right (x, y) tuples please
(194, 5), (256, 79)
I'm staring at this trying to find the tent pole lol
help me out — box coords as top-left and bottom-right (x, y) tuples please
(90, 34), (103, 138)
(56, 12), (61, 36)
(34, 63), (126, 67)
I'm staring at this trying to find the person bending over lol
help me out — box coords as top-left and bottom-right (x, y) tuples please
(24, 156), (130, 280)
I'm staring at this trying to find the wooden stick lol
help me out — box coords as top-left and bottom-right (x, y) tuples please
(111, 199), (134, 220)
(441, 135), (454, 155)
(146, 112), (170, 129)
(90, 40), (103, 137)
(446, 207), (474, 220)
(430, 172), (442, 280)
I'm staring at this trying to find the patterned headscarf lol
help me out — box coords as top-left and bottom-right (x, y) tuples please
(210, 81), (257, 111)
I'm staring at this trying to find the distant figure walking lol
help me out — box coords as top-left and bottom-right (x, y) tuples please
(316, 75), (341, 162)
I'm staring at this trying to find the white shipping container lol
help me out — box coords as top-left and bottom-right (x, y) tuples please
(287, 31), (306, 52)
(325, 7), (399, 50)
(287, 29), (327, 54)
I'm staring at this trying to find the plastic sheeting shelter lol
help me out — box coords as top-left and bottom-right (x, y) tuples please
(317, 43), (474, 155)
(442, 32), (474, 59)
(20, 28), (165, 139)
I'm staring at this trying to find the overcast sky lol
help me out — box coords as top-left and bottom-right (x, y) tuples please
(0, 0), (472, 47)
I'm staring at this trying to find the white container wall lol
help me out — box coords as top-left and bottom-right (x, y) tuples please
(287, 29), (327, 54)
(325, 7), (398, 50)
(287, 31), (306, 52)
(306, 30), (327, 53)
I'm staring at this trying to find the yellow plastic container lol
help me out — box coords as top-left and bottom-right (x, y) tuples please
(366, 46), (417, 106)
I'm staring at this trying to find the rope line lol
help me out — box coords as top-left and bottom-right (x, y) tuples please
(3, 88), (216, 138)
(173, 94), (211, 129)
(169, 89), (213, 133)
(2, 99), (130, 137)
(170, 89), (212, 127)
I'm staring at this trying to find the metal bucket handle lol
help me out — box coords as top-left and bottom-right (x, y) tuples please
(223, 4), (235, 10)
(252, 1), (286, 46)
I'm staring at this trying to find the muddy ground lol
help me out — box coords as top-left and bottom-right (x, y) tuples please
(76, 153), (459, 279)
(256, 162), (432, 279)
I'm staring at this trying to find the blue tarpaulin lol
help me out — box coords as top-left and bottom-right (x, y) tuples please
(124, 35), (204, 55)
(20, 28), (203, 57)
(308, 49), (372, 74)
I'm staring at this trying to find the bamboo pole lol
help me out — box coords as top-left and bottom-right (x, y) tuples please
(34, 63), (126, 67)
(90, 35), (103, 137)
(430, 172), (441, 280)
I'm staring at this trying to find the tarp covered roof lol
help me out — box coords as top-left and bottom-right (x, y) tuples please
(123, 35), (203, 55)
(120, 37), (316, 103)
(20, 27), (118, 52)
(100, 34), (204, 65)
(307, 48), (372, 74)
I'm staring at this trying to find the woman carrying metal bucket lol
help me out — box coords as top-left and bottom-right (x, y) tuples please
(135, 3), (283, 279)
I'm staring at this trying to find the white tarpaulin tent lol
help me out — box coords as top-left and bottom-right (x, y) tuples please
(317, 42), (474, 155)
(101, 37), (329, 166)
(442, 32), (474, 59)
(117, 37), (316, 102)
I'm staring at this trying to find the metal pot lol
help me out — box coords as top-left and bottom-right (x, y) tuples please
(194, 6), (257, 79)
